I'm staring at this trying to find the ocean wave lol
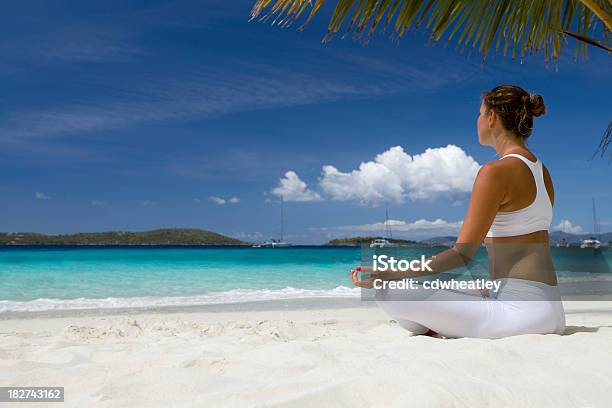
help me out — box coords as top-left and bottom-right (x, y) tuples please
(0, 286), (361, 313)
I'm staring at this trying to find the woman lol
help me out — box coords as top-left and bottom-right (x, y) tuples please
(350, 85), (566, 339)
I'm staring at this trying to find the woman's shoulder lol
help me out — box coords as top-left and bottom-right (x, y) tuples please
(475, 160), (511, 184)
(481, 157), (517, 172)
(477, 155), (531, 183)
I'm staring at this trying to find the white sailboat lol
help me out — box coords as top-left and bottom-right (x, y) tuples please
(370, 203), (399, 248)
(580, 238), (601, 249)
(580, 199), (602, 249)
(369, 238), (397, 248)
(556, 217), (570, 248)
(253, 197), (291, 248)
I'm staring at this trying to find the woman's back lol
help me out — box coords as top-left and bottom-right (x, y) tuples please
(484, 149), (558, 285)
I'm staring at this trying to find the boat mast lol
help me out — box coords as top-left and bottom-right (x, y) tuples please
(280, 196), (284, 242)
(592, 198), (600, 239)
(562, 217), (565, 234)
(385, 202), (392, 239)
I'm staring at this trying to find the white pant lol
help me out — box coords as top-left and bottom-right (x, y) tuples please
(375, 278), (566, 339)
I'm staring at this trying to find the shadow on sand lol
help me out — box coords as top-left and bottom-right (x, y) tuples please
(563, 325), (612, 335)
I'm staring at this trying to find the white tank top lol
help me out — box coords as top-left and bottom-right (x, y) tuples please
(486, 153), (553, 238)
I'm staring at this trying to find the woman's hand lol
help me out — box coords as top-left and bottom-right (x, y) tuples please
(350, 266), (376, 289)
(349, 266), (405, 289)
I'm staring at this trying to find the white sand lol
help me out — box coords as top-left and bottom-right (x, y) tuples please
(1, 301), (612, 407)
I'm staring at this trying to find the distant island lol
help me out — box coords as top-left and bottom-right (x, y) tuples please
(1, 229), (610, 247)
(549, 231), (612, 246)
(417, 236), (457, 247)
(325, 232), (612, 248)
(325, 236), (427, 247)
(0, 229), (246, 246)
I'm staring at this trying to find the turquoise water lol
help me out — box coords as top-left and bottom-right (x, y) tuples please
(0, 246), (365, 312)
(0, 246), (610, 312)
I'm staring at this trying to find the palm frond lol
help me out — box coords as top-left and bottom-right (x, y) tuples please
(593, 121), (612, 163)
(564, 29), (612, 51)
(250, 0), (612, 63)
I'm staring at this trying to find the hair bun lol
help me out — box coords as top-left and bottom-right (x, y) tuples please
(528, 94), (546, 117)
(482, 85), (545, 138)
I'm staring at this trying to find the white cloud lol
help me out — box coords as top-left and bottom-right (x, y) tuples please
(91, 200), (108, 207)
(272, 171), (322, 202)
(35, 192), (50, 200)
(209, 196), (226, 205)
(319, 145), (480, 205)
(314, 218), (463, 233)
(552, 219), (584, 234)
(141, 200), (156, 206)
(208, 196), (240, 205)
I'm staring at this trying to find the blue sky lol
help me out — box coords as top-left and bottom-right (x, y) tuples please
(1, 0), (610, 244)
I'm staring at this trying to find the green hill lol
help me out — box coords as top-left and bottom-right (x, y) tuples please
(325, 236), (418, 246)
(0, 229), (245, 246)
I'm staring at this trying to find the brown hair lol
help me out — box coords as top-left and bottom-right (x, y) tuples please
(482, 85), (546, 139)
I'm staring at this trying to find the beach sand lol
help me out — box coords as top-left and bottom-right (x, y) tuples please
(1, 299), (611, 407)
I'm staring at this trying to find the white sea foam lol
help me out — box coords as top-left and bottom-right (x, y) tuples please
(0, 286), (361, 313)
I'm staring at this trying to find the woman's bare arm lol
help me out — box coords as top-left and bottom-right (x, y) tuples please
(430, 161), (507, 269)
(375, 162), (507, 280)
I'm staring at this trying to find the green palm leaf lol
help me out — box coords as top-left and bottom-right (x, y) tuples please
(250, 0), (612, 62)
(250, 0), (612, 160)
(593, 122), (612, 163)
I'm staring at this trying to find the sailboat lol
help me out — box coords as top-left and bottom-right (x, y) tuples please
(580, 199), (602, 249)
(556, 217), (570, 248)
(253, 197), (291, 248)
(370, 203), (399, 248)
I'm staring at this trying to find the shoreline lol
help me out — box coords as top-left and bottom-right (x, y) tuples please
(0, 297), (375, 320)
(4, 285), (612, 319)
(3, 296), (612, 321)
